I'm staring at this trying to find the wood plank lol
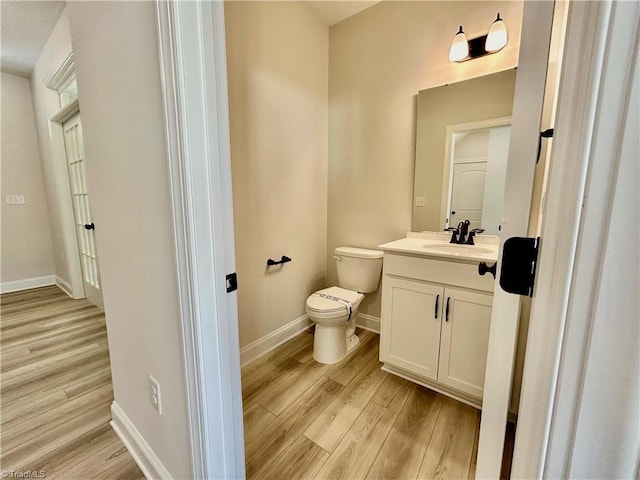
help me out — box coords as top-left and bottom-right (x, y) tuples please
(371, 372), (413, 414)
(314, 401), (397, 480)
(327, 330), (378, 386)
(241, 331), (313, 389)
(366, 384), (444, 479)
(253, 434), (329, 480)
(0, 286), (141, 478)
(417, 397), (479, 480)
(303, 353), (386, 453)
(245, 378), (343, 478)
(254, 358), (332, 416)
(242, 402), (276, 444)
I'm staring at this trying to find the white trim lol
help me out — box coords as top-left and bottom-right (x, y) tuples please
(439, 116), (512, 229)
(512, 1), (640, 477)
(44, 52), (74, 91)
(50, 98), (80, 124)
(110, 402), (172, 480)
(476, 2), (556, 478)
(240, 315), (313, 367)
(55, 275), (73, 298)
(0, 275), (56, 294)
(356, 313), (381, 334)
(155, 2), (245, 479)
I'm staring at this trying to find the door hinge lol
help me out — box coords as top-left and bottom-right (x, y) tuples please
(226, 272), (238, 293)
(499, 237), (540, 297)
(537, 128), (554, 163)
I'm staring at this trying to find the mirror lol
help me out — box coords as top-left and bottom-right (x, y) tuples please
(412, 69), (517, 234)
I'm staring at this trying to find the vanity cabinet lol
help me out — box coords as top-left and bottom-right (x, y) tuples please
(379, 251), (494, 405)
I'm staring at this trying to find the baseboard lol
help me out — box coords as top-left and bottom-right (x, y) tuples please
(0, 275), (56, 294)
(357, 313), (381, 334)
(55, 275), (73, 297)
(240, 314), (313, 366)
(110, 402), (172, 480)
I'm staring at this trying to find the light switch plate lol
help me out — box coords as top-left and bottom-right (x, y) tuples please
(414, 196), (426, 207)
(5, 195), (26, 205)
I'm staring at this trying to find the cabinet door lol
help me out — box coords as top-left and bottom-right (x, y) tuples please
(438, 288), (492, 398)
(380, 276), (443, 381)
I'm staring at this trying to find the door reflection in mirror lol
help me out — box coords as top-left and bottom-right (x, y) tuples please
(445, 122), (511, 234)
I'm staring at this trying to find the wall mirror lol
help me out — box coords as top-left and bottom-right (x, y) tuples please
(412, 69), (517, 234)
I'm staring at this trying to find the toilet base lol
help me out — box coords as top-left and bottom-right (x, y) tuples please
(313, 324), (360, 365)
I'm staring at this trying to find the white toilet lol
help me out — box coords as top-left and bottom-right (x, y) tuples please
(306, 247), (383, 364)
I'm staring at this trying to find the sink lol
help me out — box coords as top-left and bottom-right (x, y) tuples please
(422, 244), (494, 256)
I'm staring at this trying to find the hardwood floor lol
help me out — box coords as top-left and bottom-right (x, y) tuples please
(1, 286), (144, 479)
(242, 329), (486, 480)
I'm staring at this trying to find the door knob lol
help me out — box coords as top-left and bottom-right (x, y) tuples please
(84, 223), (95, 230)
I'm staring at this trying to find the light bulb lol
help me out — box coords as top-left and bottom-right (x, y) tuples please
(449, 26), (469, 62)
(485, 13), (508, 53)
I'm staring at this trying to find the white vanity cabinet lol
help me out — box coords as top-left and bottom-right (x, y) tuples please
(379, 247), (495, 406)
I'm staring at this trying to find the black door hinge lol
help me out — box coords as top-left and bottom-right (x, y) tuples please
(537, 128), (554, 163)
(226, 273), (238, 293)
(499, 237), (540, 297)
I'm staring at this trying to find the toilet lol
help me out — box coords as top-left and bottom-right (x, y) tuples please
(306, 247), (383, 364)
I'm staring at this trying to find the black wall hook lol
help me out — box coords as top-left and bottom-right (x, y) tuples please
(267, 256), (292, 266)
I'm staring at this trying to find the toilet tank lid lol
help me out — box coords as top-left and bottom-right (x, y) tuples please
(335, 247), (383, 259)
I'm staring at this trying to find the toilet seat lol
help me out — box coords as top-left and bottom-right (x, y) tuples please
(306, 287), (363, 318)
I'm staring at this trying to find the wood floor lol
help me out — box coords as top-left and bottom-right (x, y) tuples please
(241, 329), (486, 480)
(1, 286), (144, 479)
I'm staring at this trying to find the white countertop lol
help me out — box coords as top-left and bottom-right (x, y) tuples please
(378, 231), (499, 263)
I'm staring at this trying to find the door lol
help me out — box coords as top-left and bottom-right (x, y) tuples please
(380, 277), (443, 381)
(62, 114), (103, 309)
(438, 288), (493, 399)
(449, 162), (487, 230)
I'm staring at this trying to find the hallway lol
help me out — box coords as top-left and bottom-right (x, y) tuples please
(1, 286), (143, 479)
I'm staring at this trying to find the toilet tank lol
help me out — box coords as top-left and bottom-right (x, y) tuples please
(334, 247), (383, 293)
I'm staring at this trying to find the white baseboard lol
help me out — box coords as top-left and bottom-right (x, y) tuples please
(55, 275), (73, 297)
(240, 314), (313, 366)
(0, 275), (56, 294)
(357, 313), (381, 334)
(110, 401), (172, 480)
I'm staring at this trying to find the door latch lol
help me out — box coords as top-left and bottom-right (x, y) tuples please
(499, 237), (540, 297)
(226, 273), (238, 293)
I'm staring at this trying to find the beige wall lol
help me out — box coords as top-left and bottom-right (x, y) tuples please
(65, 3), (190, 476)
(1, 72), (55, 283)
(30, 11), (75, 285)
(225, 1), (329, 347)
(413, 69), (516, 231)
(328, 1), (523, 318)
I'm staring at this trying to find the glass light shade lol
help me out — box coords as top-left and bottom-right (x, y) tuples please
(449, 26), (469, 62)
(485, 14), (508, 53)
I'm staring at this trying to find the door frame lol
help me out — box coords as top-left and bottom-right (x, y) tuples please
(47, 57), (85, 299)
(155, 2), (244, 478)
(155, 0), (635, 478)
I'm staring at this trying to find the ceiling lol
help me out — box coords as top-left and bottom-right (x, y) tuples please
(307, 1), (380, 26)
(1, 1), (66, 78)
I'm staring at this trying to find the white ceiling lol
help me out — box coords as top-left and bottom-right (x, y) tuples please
(307, 1), (380, 26)
(1, 1), (66, 78)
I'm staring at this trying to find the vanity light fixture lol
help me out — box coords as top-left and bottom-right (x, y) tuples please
(448, 13), (508, 63)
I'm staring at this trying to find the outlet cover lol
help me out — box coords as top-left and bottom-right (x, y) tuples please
(148, 375), (162, 415)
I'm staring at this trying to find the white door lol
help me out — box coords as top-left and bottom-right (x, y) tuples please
(450, 162), (487, 229)
(438, 288), (493, 399)
(62, 114), (103, 309)
(380, 277), (443, 381)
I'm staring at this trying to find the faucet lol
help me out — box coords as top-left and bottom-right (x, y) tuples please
(445, 220), (483, 244)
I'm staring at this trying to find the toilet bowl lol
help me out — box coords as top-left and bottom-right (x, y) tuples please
(306, 247), (383, 364)
(306, 286), (364, 364)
